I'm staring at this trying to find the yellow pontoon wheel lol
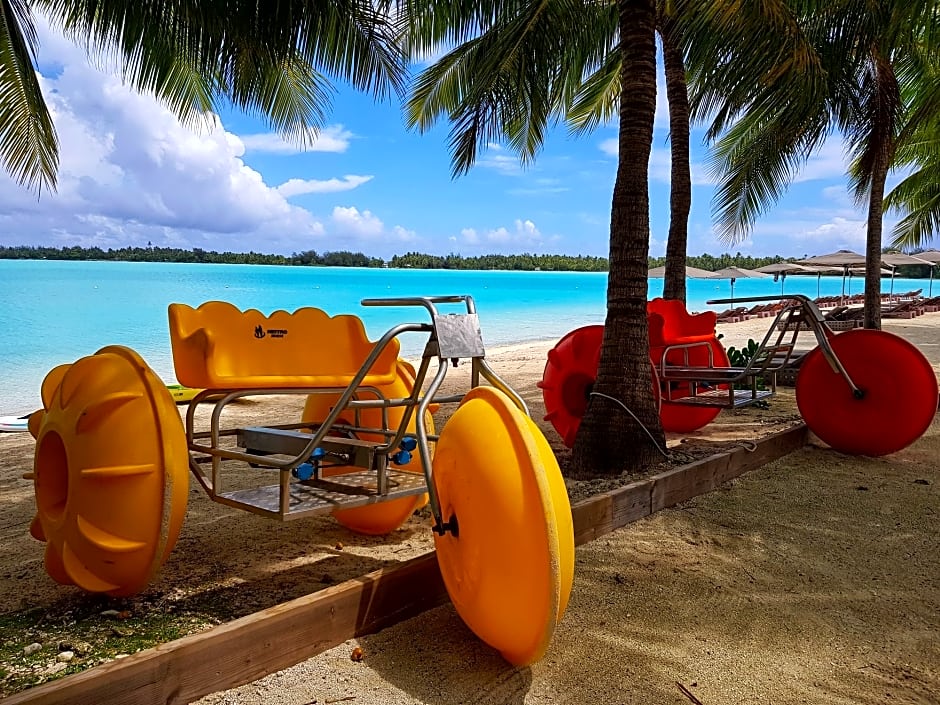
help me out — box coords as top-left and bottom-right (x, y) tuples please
(29, 346), (189, 596)
(432, 387), (574, 666)
(301, 360), (433, 535)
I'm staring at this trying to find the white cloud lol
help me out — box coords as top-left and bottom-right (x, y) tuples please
(277, 175), (373, 197)
(794, 139), (848, 183)
(821, 185), (849, 202)
(793, 217), (867, 245)
(478, 143), (525, 175)
(0, 18), (411, 254)
(648, 147), (715, 186)
(239, 125), (354, 154)
(508, 177), (570, 196)
(460, 227), (480, 245)
(731, 216), (868, 256)
(329, 207), (417, 245)
(458, 219), (554, 250)
(332, 206), (384, 237)
(392, 225), (418, 242)
(599, 138), (618, 157)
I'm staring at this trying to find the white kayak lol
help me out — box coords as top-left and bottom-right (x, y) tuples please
(0, 414), (31, 433)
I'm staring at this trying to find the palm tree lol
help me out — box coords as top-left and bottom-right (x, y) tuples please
(581, 0), (662, 474)
(687, 0), (940, 330)
(0, 0), (407, 193)
(658, 7), (692, 302)
(565, 1), (693, 303)
(403, 0), (665, 474)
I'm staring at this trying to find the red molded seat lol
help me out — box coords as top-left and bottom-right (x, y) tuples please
(647, 298), (718, 349)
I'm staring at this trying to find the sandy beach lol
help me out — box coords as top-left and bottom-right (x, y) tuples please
(1, 312), (938, 703)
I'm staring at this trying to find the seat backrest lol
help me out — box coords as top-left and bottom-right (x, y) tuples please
(168, 301), (399, 389)
(647, 297), (718, 346)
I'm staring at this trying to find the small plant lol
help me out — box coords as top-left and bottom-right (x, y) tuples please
(725, 339), (768, 392)
(725, 338), (760, 367)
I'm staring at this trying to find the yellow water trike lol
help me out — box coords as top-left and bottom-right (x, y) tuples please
(26, 295), (574, 666)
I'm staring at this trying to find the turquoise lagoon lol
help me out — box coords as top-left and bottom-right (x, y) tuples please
(0, 260), (928, 414)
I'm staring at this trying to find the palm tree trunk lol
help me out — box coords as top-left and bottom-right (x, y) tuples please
(660, 27), (691, 303)
(864, 152), (888, 330)
(570, 0), (665, 477)
(863, 53), (899, 331)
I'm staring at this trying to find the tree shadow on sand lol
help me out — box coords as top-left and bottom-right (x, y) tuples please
(357, 604), (533, 705)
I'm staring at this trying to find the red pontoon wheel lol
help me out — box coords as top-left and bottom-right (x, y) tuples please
(796, 329), (938, 456)
(538, 325), (604, 447)
(539, 325), (662, 447)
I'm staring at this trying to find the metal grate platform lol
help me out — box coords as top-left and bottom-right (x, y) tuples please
(667, 387), (775, 409)
(217, 470), (427, 520)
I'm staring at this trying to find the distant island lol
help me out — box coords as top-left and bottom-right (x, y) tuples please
(0, 245), (805, 273)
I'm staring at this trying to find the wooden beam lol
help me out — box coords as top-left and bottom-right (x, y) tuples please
(6, 424), (807, 705)
(4, 557), (448, 705)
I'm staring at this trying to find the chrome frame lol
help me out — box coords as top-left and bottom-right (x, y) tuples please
(181, 295), (528, 534)
(654, 294), (861, 408)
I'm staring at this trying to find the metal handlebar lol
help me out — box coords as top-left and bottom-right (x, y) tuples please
(707, 294), (812, 306)
(360, 295), (477, 316)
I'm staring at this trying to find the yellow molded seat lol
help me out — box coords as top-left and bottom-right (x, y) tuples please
(168, 301), (400, 390)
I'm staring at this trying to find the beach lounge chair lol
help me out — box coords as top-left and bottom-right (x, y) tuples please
(823, 305), (850, 321)
(883, 299), (924, 319)
(918, 296), (940, 313)
(715, 306), (748, 323)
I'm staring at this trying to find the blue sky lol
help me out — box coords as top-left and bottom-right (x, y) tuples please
(0, 18), (895, 261)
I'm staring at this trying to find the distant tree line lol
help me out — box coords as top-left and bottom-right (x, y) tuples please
(388, 252), (609, 271)
(647, 252), (786, 271)
(0, 245), (384, 268)
(1, 245), (931, 277)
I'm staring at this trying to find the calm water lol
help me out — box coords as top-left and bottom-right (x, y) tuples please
(0, 260), (929, 414)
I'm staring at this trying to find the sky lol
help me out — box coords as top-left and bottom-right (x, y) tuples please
(0, 17), (901, 261)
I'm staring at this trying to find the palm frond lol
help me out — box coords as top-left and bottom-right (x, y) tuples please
(886, 168), (940, 248)
(36, 0), (407, 147)
(0, 0), (57, 192)
(404, 0), (617, 176)
(567, 48), (619, 135)
(708, 104), (831, 243)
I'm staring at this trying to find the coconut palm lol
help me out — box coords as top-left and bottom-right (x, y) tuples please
(403, 0), (665, 473)
(687, 0), (940, 329)
(562, 2), (694, 303)
(0, 0), (407, 193)
(658, 13), (693, 302)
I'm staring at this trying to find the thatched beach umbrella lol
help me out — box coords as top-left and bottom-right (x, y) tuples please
(647, 265), (722, 279)
(798, 250), (867, 301)
(798, 249), (867, 266)
(915, 252), (940, 295)
(782, 264), (844, 298)
(647, 266), (722, 300)
(711, 266), (769, 299)
(882, 252), (934, 296)
(755, 262), (828, 294)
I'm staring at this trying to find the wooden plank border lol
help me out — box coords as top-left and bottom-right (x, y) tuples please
(6, 424), (807, 705)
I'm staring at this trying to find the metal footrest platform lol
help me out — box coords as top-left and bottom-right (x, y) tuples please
(667, 387), (775, 409)
(217, 470), (427, 520)
(661, 366), (751, 381)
